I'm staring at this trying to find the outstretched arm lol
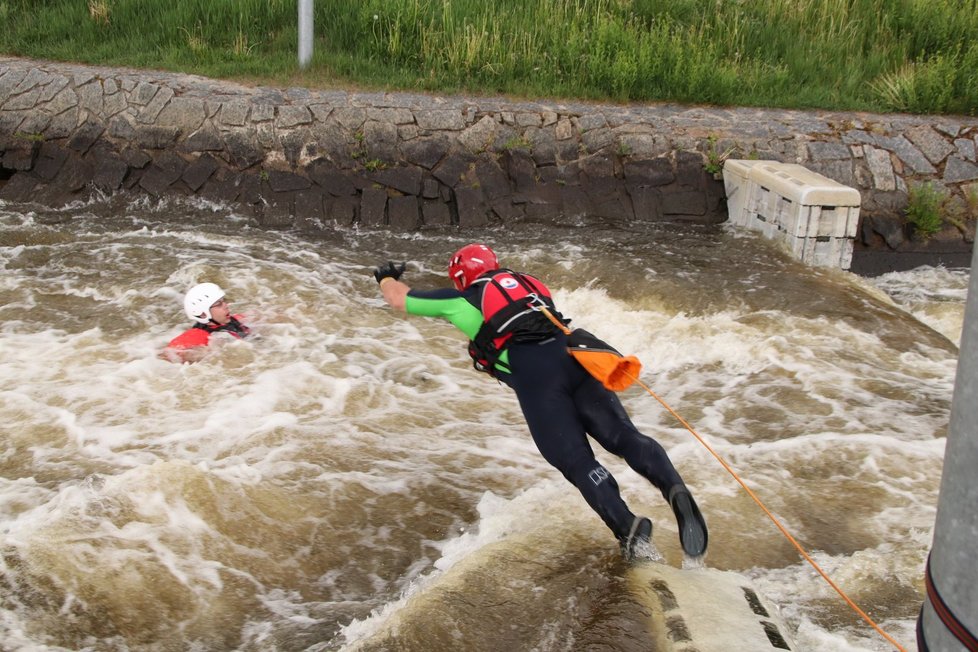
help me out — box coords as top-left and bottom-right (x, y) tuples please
(379, 277), (409, 312)
(374, 261), (409, 312)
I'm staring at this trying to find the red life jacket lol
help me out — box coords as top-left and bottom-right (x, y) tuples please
(468, 269), (566, 376)
(166, 315), (250, 350)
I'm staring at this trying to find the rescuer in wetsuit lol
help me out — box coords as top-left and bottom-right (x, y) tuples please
(373, 244), (708, 561)
(161, 282), (251, 363)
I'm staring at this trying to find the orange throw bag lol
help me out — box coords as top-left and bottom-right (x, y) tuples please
(537, 305), (642, 392)
(566, 328), (642, 391)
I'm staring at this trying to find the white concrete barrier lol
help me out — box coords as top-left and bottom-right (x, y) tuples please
(723, 160), (862, 269)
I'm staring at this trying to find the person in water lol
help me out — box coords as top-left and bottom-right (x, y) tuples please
(373, 244), (708, 561)
(161, 282), (251, 363)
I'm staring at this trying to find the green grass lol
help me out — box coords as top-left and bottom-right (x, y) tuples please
(905, 182), (947, 238)
(2, 0), (977, 115)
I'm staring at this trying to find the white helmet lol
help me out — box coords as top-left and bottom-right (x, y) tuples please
(183, 282), (225, 324)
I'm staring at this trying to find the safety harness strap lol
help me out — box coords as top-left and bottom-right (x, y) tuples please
(468, 270), (563, 377)
(193, 316), (250, 338)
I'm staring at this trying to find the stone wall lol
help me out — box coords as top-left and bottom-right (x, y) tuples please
(1, 57), (976, 271)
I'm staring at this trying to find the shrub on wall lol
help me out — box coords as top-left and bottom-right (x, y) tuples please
(905, 182), (946, 239)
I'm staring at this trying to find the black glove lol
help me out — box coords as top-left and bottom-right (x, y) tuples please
(374, 261), (407, 284)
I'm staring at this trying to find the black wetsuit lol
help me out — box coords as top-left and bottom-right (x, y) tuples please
(406, 272), (687, 542)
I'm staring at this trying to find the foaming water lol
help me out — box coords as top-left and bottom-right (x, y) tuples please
(0, 196), (965, 651)
(861, 265), (970, 345)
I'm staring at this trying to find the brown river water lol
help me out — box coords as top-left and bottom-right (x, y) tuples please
(0, 194), (969, 651)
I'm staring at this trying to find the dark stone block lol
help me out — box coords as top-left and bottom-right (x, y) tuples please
(810, 159), (856, 188)
(93, 156), (130, 191)
(536, 165), (559, 185)
(422, 178), (440, 199)
(402, 135), (450, 169)
(181, 125), (224, 153)
(0, 172), (40, 201)
(139, 154), (185, 196)
(558, 185), (594, 218)
(2, 147), (38, 172)
(388, 195), (420, 229)
(360, 187), (388, 225)
(122, 147), (151, 169)
(628, 185), (664, 221)
(223, 130), (265, 168)
(557, 160), (583, 185)
(506, 150), (538, 194)
(32, 145), (68, 181)
(557, 139), (582, 163)
(432, 151), (477, 187)
(591, 188), (634, 220)
(455, 186), (489, 226)
(579, 153), (615, 181)
(267, 170), (311, 193)
(31, 182), (89, 207)
(662, 190), (707, 216)
(67, 120), (105, 154)
(863, 190), (908, 215)
(134, 125), (179, 150)
(181, 154), (220, 191)
(370, 165), (423, 195)
(422, 199), (452, 225)
(474, 159), (511, 201)
(199, 175), (242, 204)
(59, 156), (94, 193)
(295, 190), (325, 231)
(308, 160), (356, 196)
(326, 196), (358, 225)
(577, 174), (632, 220)
(167, 179), (195, 197)
(123, 169), (143, 189)
(862, 214), (906, 249)
(513, 182), (561, 208)
(238, 174), (262, 205)
(260, 193), (295, 228)
(529, 127), (558, 166)
(625, 158), (675, 187)
(523, 201), (562, 222)
(489, 198), (524, 222)
(675, 150), (706, 187)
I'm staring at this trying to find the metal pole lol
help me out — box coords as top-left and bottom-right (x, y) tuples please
(298, 0), (313, 70)
(917, 242), (978, 651)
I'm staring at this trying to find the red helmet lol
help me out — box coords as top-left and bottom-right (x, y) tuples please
(448, 243), (499, 290)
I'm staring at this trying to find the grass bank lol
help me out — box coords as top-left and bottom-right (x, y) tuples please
(2, 0), (977, 115)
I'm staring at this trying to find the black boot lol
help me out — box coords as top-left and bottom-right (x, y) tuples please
(618, 516), (653, 561)
(669, 486), (708, 557)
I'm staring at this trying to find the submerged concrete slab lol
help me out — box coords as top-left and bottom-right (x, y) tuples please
(342, 517), (795, 652)
(629, 563), (795, 651)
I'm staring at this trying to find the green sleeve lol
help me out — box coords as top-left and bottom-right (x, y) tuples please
(404, 291), (512, 375)
(405, 293), (484, 339)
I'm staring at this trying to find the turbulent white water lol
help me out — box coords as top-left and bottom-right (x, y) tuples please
(0, 195), (966, 651)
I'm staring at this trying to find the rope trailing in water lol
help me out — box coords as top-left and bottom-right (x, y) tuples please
(629, 373), (909, 652)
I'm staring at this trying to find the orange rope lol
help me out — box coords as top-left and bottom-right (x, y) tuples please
(629, 374), (909, 652)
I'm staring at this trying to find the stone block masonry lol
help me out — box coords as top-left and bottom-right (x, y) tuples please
(0, 57), (976, 271)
